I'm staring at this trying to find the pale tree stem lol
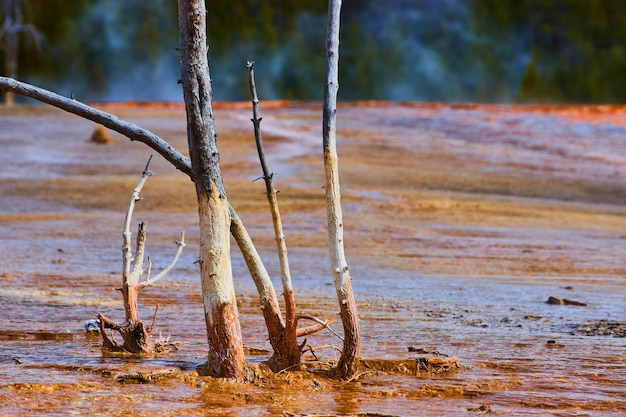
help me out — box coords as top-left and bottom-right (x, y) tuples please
(130, 223), (148, 283)
(322, 0), (361, 379)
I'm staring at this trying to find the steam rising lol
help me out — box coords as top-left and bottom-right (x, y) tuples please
(33, 0), (532, 102)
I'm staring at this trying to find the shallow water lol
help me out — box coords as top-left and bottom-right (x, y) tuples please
(0, 102), (625, 416)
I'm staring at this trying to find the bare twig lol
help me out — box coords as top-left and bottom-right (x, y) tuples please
(345, 370), (376, 383)
(301, 344), (320, 361)
(296, 316), (335, 338)
(123, 157), (153, 290)
(140, 231), (186, 288)
(147, 305), (160, 333)
(97, 313), (122, 351)
(297, 315), (343, 341)
(309, 344), (343, 353)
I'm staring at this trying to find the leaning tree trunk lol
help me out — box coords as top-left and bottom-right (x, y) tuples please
(322, 0), (361, 379)
(177, 0), (245, 378)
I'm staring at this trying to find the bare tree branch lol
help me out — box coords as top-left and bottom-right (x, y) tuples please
(123, 157), (153, 287)
(140, 231), (186, 288)
(0, 77), (192, 176)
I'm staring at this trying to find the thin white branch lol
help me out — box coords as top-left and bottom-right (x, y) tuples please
(143, 257), (153, 281)
(123, 158), (153, 284)
(140, 231), (186, 288)
(130, 222), (148, 284)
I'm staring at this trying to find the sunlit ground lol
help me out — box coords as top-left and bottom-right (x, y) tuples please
(0, 102), (625, 416)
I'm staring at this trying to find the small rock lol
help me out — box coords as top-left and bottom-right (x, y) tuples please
(89, 125), (114, 144)
(84, 319), (100, 332)
(546, 296), (586, 306)
(547, 296), (564, 305)
(116, 369), (179, 384)
(467, 403), (492, 413)
(408, 346), (439, 354)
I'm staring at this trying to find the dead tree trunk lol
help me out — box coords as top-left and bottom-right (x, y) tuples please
(322, 0), (361, 379)
(98, 157), (186, 353)
(246, 61), (301, 370)
(177, 0), (245, 378)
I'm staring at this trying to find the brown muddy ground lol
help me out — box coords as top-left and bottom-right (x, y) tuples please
(0, 102), (625, 416)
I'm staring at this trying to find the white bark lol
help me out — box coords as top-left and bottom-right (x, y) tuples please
(197, 190), (235, 308)
(322, 0), (361, 379)
(123, 162), (153, 287)
(141, 231), (186, 288)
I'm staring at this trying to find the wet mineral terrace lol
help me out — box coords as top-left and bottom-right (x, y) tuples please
(0, 102), (625, 416)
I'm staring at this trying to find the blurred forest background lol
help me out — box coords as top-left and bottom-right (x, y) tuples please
(1, 0), (626, 103)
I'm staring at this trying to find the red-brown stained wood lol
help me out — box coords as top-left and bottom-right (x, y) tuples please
(331, 284), (360, 379)
(203, 298), (245, 378)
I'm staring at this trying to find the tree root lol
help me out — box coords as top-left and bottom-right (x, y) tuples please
(97, 312), (154, 354)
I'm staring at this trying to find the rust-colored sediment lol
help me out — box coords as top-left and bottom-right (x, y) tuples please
(0, 102), (624, 416)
